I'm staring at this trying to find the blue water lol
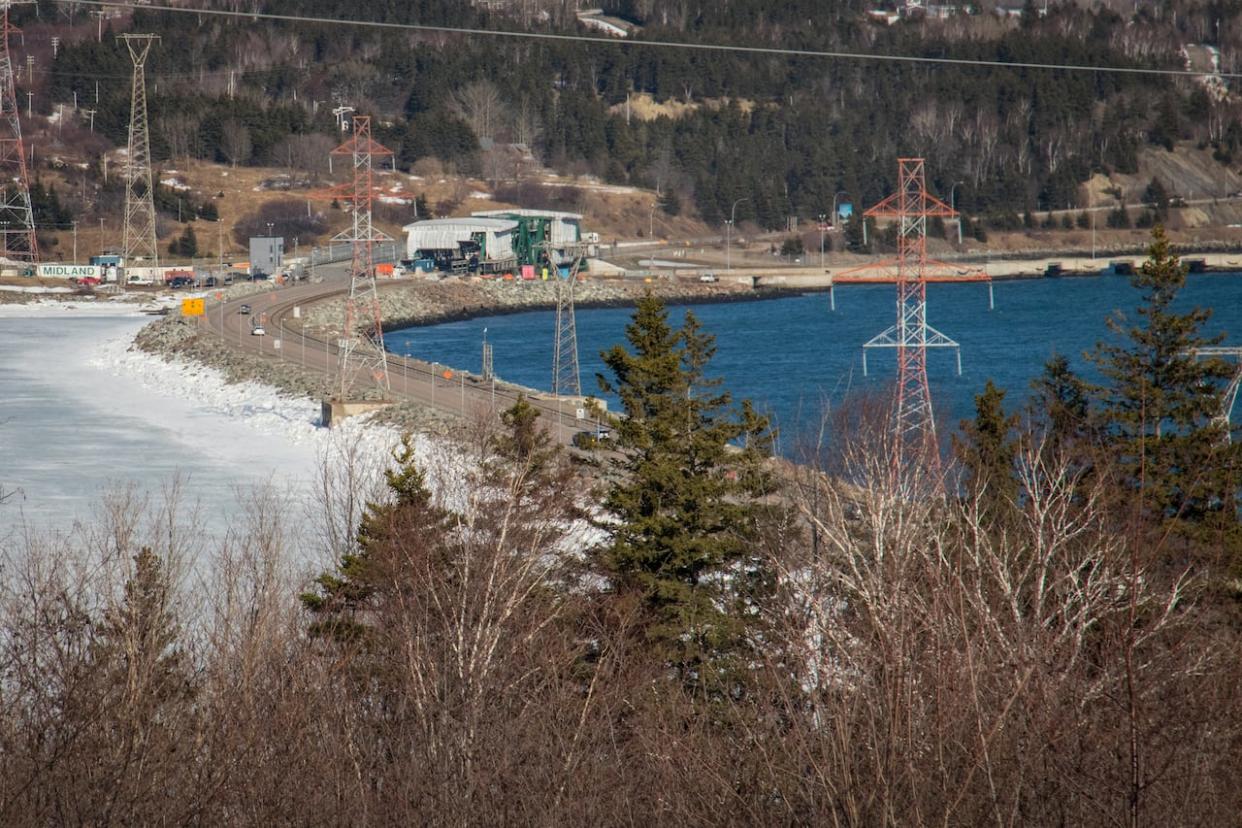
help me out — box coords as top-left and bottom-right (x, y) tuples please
(386, 274), (1242, 444)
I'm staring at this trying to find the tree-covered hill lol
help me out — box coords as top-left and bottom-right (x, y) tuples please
(24, 0), (1242, 229)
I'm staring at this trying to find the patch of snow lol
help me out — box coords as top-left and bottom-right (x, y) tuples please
(378, 195), (412, 205)
(468, 190), (493, 199)
(0, 296), (160, 316)
(0, 284), (75, 294)
(160, 177), (190, 191)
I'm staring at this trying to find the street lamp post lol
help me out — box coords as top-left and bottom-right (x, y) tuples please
(818, 213), (827, 271)
(1091, 190), (1096, 261)
(950, 181), (964, 245)
(727, 197), (749, 272)
(831, 190), (849, 229)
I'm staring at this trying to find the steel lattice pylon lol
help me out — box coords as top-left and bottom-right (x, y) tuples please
(836, 158), (990, 483)
(120, 34), (159, 268)
(0, 1), (37, 262)
(1190, 347), (1242, 441)
(551, 245), (588, 398)
(328, 115), (392, 400)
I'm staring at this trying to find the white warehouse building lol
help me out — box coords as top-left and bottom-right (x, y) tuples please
(402, 217), (519, 272)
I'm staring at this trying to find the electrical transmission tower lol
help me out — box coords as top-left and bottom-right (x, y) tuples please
(1191, 347), (1242, 441)
(836, 158), (990, 483)
(0, 1), (38, 262)
(549, 244), (589, 398)
(119, 34), (159, 268)
(320, 115), (392, 400)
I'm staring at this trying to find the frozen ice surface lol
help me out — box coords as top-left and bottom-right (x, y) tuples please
(0, 310), (403, 540)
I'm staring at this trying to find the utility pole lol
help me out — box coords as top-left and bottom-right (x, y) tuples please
(1090, 189), (1097, 261)
(818, 212), (827, 271)
(81, 107), (94, 131)
(481, 327), (494, 381)
(727, 197), (748, 272)
(950, 181), (964, 245)
(0, 1), (39, 263)
(119, 34), (160, 269)
(71, 220), (76, 263)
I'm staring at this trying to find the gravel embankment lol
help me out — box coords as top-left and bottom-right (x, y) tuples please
(134, 314), (456, 434)
(303, 277), (766, 335)
(132, 278), (762, 435)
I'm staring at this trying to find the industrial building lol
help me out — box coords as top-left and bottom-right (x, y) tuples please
(402, 209), (586, 275)
(402, 217), (519, 274)
(471, 209), (583, 266)
(249, 236), (284, 278)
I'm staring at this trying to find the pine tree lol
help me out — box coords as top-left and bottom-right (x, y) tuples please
(1029, 352), (1094, 459)
(180, 225), (198, 258)
(954, 379), (1020, 526)
(595, 294), (780, 686)
(1091, 227), (1242, 531)
(301, 434), (451, 644)
(93, 547), (191, 708)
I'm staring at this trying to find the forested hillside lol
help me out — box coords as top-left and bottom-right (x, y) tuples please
(23, 0), (1242, 229)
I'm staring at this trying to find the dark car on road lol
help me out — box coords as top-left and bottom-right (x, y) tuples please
(239, 304), (251, 315)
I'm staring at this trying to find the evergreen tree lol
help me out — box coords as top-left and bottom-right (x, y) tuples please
(168, 225), (198, 258)
(595, 295), (780, 687)
(490, 393), (562, 491)
(1029, 352), (1094, 459)
(301, 434), (451, 644)
(93, 547), (191, 708)
(1090, 227), (1242, 530)
(844, 212), (868, 253)
(954, 380), (1020, 526)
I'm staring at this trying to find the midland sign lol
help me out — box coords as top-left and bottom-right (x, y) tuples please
(35, 264), (103, 280)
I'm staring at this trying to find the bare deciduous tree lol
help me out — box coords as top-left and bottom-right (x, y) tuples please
(452, 80), (506, 143)
(220, 119), (252, 168)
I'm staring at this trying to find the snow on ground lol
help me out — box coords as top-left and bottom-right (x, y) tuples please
(88, 328), (403, 455)
(0, 284), (75, 294)
(0, 310), (412, 557)
(0, 291), (221, 318)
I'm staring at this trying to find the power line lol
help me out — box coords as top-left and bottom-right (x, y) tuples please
(70, 0), (1239, 81)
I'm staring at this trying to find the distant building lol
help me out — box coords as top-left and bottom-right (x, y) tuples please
(471, 209), (584, 267)
(249, 236), (284, 277)
(576, 9), (641, 38)
(403, 217), (519, 274)
(403, 209), (588, 274)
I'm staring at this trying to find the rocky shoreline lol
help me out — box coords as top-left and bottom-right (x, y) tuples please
(133, 312), (457, 435)
(133, 277), (769, 434)
(302, 277), (771, 336)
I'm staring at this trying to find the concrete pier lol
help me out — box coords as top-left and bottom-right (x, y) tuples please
(321, 398), (393, 427)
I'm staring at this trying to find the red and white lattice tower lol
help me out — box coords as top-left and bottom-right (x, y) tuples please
(836, 158), (990, 483)
(0, 1), (38, 262)
(325, 116), (393, 400)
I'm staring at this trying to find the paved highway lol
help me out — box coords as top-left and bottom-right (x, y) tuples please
(198, 274), (604, 444)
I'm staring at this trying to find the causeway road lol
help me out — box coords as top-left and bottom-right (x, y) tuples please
(198, 274), (603, 443)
